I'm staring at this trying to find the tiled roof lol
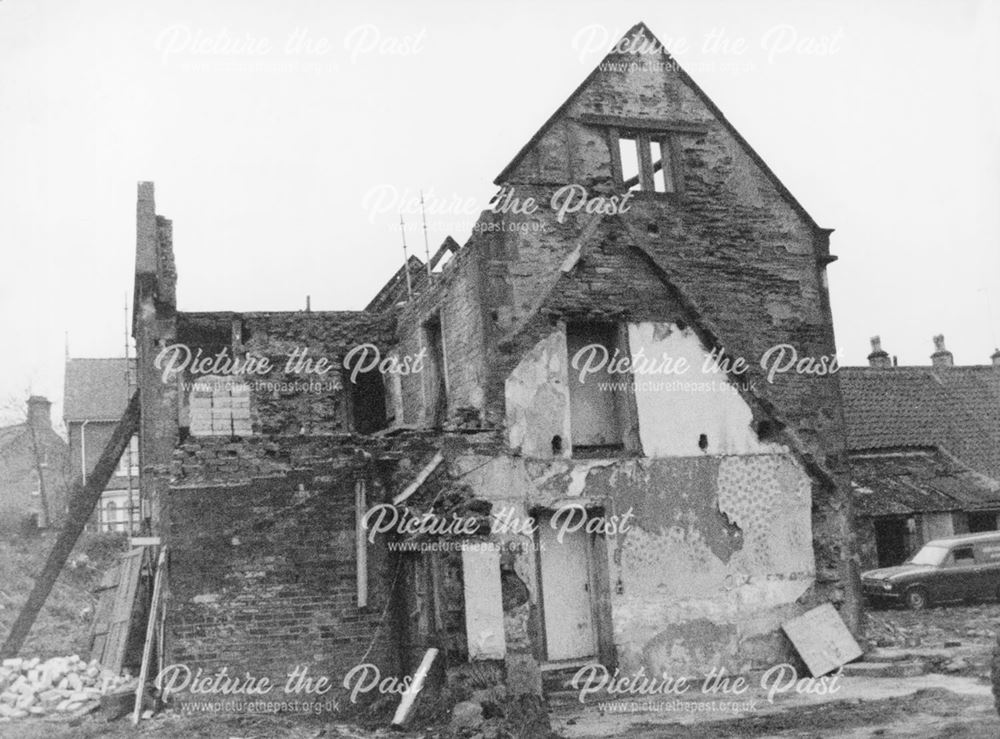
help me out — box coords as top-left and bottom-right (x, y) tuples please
(851, 449), (1000, 516)
(839, 366), (1000, 479)
(63, 358), (136, 422)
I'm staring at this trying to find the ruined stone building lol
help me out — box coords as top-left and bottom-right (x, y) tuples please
(130, 23), (857, 705)
(842, 337), (1000, 568)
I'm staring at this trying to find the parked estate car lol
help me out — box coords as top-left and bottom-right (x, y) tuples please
(861, 531), (1000, 610)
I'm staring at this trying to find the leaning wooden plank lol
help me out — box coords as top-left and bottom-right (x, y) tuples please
(392, 451), (444, 505)
(105, 549), (144, 672)
(132, 547), (166, 725)
(391, 647), (438, 726)
(0, 391), (140, 658)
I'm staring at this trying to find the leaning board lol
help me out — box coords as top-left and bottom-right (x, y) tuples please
(782, 603), (863, 677)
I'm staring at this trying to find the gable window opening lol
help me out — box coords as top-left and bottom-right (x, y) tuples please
(616, 133), (676, 194)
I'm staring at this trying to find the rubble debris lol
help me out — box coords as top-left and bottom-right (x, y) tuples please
(0, 655), (134, 721)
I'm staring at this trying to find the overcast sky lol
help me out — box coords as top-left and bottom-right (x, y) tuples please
(1, 0), (998, 427)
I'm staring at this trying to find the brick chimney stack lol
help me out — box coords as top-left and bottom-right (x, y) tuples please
(26, 395), (52, 432)
(867, 336), (892, 368)
(931, 335), (954, 368)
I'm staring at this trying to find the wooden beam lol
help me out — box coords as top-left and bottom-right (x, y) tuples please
(392, 452), (444, 505)
(355, 479), (368, 608)
(1, 391), (140, 658)
(577, 113), (709, 136)
(637, 133), (655, 193)
(132, 547), (166, 725)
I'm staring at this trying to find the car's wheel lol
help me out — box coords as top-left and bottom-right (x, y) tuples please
(905, 587), (928, 610)
(992, 632), (1000, 717)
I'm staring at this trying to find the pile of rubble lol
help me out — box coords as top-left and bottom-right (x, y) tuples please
(0, 655), (135, 721)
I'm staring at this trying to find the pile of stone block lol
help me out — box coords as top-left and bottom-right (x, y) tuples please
(0, 655), (135, 720)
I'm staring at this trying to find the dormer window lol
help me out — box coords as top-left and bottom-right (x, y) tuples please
(616, 133), (677, 193)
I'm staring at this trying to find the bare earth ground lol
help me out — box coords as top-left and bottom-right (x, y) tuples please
(0, 531), (128, 658)
(1, 602), (999, 737)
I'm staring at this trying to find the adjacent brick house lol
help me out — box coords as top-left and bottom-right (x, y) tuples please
(63, 357), (140, 533)
(0, 397), (69, 531)
(841, 336), (1000, 568)
(131, 22), (857, 708)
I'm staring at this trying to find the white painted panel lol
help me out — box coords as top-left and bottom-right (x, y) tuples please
(627, 322), (778, 457)
(539, 518), (595, 660)
(461, 548), (506, 660)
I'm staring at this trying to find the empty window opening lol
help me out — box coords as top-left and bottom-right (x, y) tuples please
(617, 133), (677, 193)
(347, 366), (388, 434)
(567, 323), (629, 454)
(650, 140), (675, 193)
(423, 315), (448, 427)
(551, 435), (563, 456)
(698, 434), (708, 452)
(618, 137), (641, 192)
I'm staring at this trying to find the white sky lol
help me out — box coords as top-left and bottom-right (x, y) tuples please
(1, 0), (998, 426)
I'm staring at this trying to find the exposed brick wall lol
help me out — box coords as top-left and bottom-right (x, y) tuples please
(176, 311), (395, 436)
(164, 437), (399, 706)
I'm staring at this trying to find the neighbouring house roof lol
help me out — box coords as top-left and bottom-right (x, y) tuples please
(851, 448), (1000, 517)
(839, 366), (1000, 479)
(63, 358), (136, 422)
(0, 423), (26, 452)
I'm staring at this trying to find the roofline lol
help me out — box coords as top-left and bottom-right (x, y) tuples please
(926, 531), (1000, 547)
(493, 21), (824, 233)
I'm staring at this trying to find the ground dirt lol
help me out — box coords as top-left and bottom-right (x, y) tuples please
(0, 530), (128, 657)
(2, 601), (1000, 737)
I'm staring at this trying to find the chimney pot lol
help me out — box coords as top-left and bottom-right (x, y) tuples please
(991, 348), (1000, 368)
(867, 335), (892, 368)
(931, 334), (954, 368)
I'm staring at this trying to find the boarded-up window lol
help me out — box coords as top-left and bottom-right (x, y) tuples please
(189, 377), (251, 437)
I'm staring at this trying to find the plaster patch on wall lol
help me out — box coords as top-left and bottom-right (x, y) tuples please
(718, 454), (813, 572)
(462, 548), (507, 660)
(626, 322), (782, 457)
(505, 330), (570, 457)
(603, 453), (814, 676)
